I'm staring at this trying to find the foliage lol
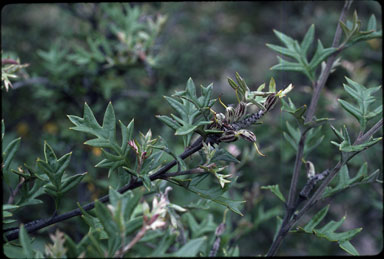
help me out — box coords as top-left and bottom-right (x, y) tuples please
(2, 2), (382, 257)
(293, 205), (362, 255)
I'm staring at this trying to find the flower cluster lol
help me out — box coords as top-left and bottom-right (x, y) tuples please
(208, 73), (293, 156)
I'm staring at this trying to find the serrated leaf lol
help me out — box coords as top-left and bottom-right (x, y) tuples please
(338, 78), (382, 131)
(164, 96), (187, 119)
(156, 115), (180, 130)
(303, 205), (329, 232)
(68, 103), (122, 151)
(273, 29), (296, 48)
(261, 185), (286, 202)
(340, 137), (382, 152)
(338, 99), (362, 122)
(61, 172), (87, 193)
(37, 142), (72, 191)
(308, 40), (337, 70)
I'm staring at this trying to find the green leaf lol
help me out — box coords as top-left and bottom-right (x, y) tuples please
(184, 213), (216, 239)
(1, 119), (4, 139)
(297, 204), (362, 254)
(211, 147), (240, 164)
(60, 172), (87, 193)
(64, 234), (80, 258)
(271, 56), (304, 72)
(339, 240), (360, 256)
(338, 77), (382, 132)
(173, 237), (207, 257)
(156, 115), (180, 130)
(261, 185), (286, 202)
(273, 29), (296, 49)
(94, 200), (119, 236)
(367, 15), (377, 31)
(301, 24), (315, 56)
(164, 96), (187, 118)
(140, 174), (152, 191)
(68, 102), (121, 151)
(186, 77), (197, 99)
(175, 124), (198, 136)
(36, 142), (73, 196)
(2, 137), (21, 173)
(266, 43), (298, 59)
(184, 175), (245, 216)
(308, 40), (337, 70)
(340, 137), (382, 153)
(303, 205), (329, 232)
(3, 243), (27, 258)
(149, 231), (177, 257)
(102, 102), (116, 141)
(19, 224), (34, 258)
(338, 99), (362, 122)
(78, 202), (109, 239)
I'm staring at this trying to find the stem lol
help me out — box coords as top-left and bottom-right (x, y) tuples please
(266, 1), (353, 256)
(4, 136), (205, 242)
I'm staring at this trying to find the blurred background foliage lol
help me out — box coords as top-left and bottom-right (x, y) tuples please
(2, 1), (382, 256)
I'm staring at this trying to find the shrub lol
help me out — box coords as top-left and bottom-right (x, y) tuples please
(2, 2), (382, 257)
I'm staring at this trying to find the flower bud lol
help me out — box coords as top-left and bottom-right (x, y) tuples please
(225, 106), (236, 123)
(215, 113), (226, 126)
(236, 129), (257, 142)
(235, 102), (247, 120)
(219, 130), (238, 143)
(264, 94), (278, 112)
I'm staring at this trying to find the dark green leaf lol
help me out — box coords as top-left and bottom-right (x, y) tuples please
(339, 240), (360, 256)
(301, 24), (315, 56)
(19, 224), (34, 258)
(303, 205), (329, 232)
(173, 237), (207, 257)
(156, 115), (180, 130)
(2, 137), (21, 173)
(261, 185), (286, 202)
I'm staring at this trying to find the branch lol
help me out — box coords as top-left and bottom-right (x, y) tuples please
(268, 117), (381, 256)
(4, 88), (274, 241)
(266, 1), (353, 256)
(4, 136), (206, 242)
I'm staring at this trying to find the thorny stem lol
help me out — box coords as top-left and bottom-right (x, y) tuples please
(267, 1), (354, 256)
